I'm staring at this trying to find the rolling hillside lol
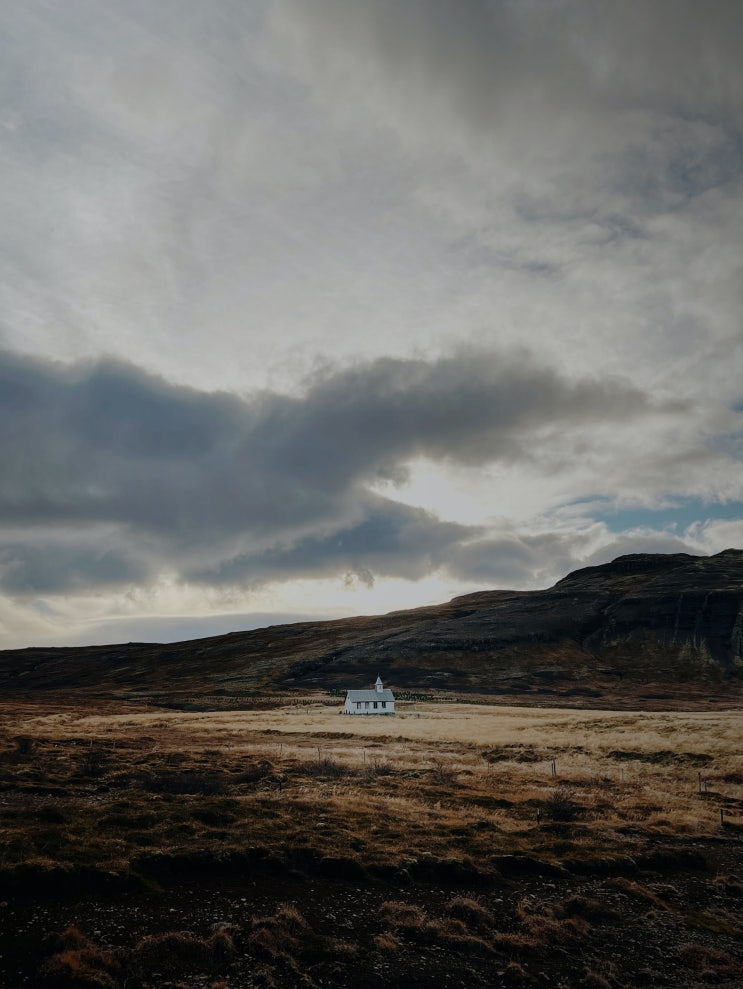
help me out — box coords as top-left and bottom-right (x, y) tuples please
(1, 550), (742, 706)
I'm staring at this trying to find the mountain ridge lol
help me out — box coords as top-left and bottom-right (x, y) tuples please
(1, 549), (742, 706)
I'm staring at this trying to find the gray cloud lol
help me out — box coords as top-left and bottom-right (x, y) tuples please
(446, 527), (705, 589)
(0, 347), (679, 595)
(3, 1), (742, 404)
(189, 497), (477, 587)
(270, 0), (743, 303)
(1, 2), (742, 647)
(446, 531), (598, 588)
(0, 534), (147, 595)
(273, 1), (743, 144)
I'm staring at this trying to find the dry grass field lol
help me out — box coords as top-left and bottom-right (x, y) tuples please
(1, 695), (743, 988)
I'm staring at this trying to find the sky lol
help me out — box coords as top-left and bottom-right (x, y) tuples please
(1, 0), (742, 648)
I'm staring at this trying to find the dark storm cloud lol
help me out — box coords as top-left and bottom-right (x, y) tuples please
(189, 497), (476, 587)
(0, 537), (147, 595)
(0, 348), (674, 594)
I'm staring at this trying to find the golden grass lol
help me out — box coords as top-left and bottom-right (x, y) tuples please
(2, 697), (741, 878)
(1, 704), (743, 860)
(3, 695), (743, 988)
(19, 699), (743, 758)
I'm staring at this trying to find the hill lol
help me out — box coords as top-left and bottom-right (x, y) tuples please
(1, 549), (742, 707)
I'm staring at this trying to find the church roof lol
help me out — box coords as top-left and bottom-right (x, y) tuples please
(345, 688), (395, 702)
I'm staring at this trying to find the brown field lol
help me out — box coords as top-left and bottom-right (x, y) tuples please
(2, 696), (743, 988)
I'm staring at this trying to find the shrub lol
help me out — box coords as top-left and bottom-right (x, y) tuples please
(482, 746), (543, 764)
(81, 748), (107, 778)
(14, 735), (37, 756)
(364, 760), (395, 778)
(545, 786), (580, 822)
(233, 760), (276, 783)
(313, 757), (358, 779)
(721, 770), (743, 784)
(431, 760), (458, 785)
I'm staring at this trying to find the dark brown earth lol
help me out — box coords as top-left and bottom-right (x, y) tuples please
(1, 550), (742, 706)
(4, 848), (743, 989)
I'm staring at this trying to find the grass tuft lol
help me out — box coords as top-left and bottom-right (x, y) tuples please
(445, 896), (496, 932)
(678, 943), (743, 978)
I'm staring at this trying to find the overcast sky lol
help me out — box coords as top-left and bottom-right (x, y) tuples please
(1, 0), (742, 648)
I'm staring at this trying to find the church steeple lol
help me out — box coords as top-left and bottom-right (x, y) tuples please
(375, 675), (384, 693)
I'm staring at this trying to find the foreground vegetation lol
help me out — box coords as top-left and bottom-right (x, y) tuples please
(1, 696), (742, 987)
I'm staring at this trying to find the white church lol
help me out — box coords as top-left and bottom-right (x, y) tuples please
(344, 675), (395, 715)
